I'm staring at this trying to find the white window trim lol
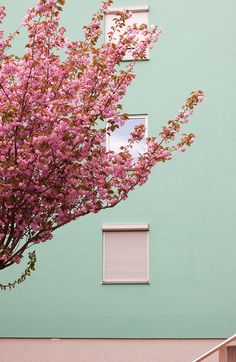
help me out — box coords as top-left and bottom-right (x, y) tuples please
(102, 224), (150, 285)
(107, 6), (149, 15)
(106, 114), (148, 155)
(103, 224), (149, 231)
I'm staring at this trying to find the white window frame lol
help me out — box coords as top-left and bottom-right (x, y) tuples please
(106, 114), (148, 157)
(104, 6), (150, 61)
(102, 224), (150, 285)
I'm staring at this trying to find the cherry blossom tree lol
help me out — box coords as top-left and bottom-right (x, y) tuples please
(0, 0), (204, 288)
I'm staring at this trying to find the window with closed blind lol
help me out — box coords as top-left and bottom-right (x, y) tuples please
(102, 224), (149, 284)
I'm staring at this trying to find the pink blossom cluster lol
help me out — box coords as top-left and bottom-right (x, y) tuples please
(0, 0), (204, 271)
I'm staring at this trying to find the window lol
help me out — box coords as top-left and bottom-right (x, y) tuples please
(102, 224), (149, 284)
(104, 6), (149, 61)
(107, 115), (147, 162)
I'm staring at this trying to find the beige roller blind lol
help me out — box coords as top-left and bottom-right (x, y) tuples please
(103, 227), (149, 284)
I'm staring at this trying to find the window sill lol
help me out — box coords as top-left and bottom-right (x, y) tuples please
(121, 58), (150, 62)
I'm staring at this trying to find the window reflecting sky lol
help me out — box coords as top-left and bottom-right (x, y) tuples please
(108, 117), (146, 161)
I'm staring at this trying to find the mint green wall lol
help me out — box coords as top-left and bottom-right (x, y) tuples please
(0, 0), (235, 338)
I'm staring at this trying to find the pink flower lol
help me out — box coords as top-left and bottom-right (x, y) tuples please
(13, 256), (21, 264)
(180, 134), (187, 141)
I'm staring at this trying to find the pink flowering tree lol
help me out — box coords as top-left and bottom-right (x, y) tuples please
(0, 0), (203, 289)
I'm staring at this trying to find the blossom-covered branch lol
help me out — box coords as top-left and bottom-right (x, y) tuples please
(0, 0), (204, 274)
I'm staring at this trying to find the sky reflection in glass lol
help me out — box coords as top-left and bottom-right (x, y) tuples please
(108, 117), (147, 162)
